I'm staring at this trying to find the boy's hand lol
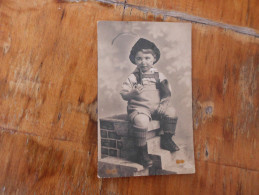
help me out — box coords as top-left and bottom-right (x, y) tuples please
(120, 84), (143, 101)
(157, 100), (169, 114)
(130, 84), (143, 96)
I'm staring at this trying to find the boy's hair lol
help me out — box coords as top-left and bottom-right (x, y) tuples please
(129, 38), (160, 65)
(140, 49), (157, 59)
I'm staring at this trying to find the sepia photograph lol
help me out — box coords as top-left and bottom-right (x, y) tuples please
(97, 21), (195, 178)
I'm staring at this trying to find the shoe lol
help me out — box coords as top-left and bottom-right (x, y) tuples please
(136, 144), (153, 168)
(161, 133), (180, 152)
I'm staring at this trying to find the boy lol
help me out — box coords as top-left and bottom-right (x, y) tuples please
(120, 38), (179, 168)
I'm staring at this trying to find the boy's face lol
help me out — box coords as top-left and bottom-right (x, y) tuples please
(135, 51), (156, 73)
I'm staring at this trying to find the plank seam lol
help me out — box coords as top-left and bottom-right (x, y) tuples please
(195, 159), (259, 173)
(0, 126), (77, 143)
(93, 0), (259, 38)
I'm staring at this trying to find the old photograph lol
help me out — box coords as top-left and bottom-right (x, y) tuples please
(98, 21), (195, 178)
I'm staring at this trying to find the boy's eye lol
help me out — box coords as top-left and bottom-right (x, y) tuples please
(145, 57), (150, 60)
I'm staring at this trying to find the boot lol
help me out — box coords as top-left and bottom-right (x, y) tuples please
(161, 133), (179, 152)
(136, 144), (153, 168)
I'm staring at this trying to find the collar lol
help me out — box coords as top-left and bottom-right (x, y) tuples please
(133, 67), (158, 74)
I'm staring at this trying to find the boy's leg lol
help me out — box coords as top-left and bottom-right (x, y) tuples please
(133, 114), (149, 146)
(162, 107), (177, 135)
(132, 114), (153, 167)
(160, 107), (180, 152)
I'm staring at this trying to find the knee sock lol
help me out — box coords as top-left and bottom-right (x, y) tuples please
(161, 117), (178, 135)
(132, 127), (147, 147)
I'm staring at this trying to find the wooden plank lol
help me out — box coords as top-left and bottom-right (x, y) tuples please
(0, 131), (99, 194)
(0, 0), (124, 142)
(125, 0), (259, 31)
(0, 0), (258, 194)
(0, 131), (258, 194)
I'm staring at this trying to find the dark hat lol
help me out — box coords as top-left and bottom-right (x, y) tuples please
(129, 38), (160, 65)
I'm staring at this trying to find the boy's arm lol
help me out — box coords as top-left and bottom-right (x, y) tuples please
(157, 73), (172, 114)
(120, 89), (132, 101)
(120, 75), (141, 101)
(120, 87), (142, 101)
(159, 79), (171, 99)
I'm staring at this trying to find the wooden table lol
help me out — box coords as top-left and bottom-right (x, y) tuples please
(0, 0), (258, 194)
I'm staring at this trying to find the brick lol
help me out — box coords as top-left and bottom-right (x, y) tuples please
(101, 139), (117, 148)
(109, 140), (116, 148)
(117, 141), (123, 149)
(101, 147), (108, 155)
(108, 131), (120, 139)
(101, 130), (107, 138)
(100, 120), (114, 130)
(101, 139), (110, 147)
(109, 149), (118, 157)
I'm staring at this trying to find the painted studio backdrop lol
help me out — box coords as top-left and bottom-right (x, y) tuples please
(98, 21), (195, 177)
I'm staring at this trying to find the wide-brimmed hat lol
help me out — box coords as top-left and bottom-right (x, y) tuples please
(129, 38), (160, 65)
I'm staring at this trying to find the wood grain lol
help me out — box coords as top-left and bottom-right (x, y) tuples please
(0, 0), (258, 194)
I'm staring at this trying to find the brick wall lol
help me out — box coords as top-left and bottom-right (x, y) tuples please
(99, 114), (160, 161)
(98, 114), (187, 178)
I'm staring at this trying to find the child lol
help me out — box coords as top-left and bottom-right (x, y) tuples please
(120, 38), (179, 168)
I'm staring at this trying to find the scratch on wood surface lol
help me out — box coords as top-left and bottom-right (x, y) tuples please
(53, 0), (259, 37)
(2, 35), (11, 55)
(8, 55), (43, 99)
(60, 0), (122, 5)
(98, 179), (103, 195)
(195, 158), (259, 172)
(0, 125), (80, 143)
(237, 57), (258, 135)
(58, 0), (259, 38)
(223, 117), (235, 141)
(60, 9), (66, 22)
(223, 64), (229, 96)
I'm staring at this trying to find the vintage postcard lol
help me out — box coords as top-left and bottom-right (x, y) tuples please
(97, 21), (195, 178)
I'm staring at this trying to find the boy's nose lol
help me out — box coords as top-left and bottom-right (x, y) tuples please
(141, 59), (147, 64)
